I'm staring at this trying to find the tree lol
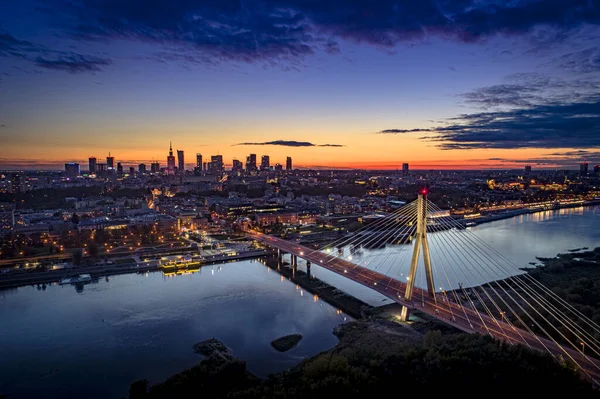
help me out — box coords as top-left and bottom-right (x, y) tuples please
(72, 249), (83, 266)
(71, 212), (80, 227)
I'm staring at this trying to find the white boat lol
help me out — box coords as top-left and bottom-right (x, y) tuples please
(59, 274), (92, 285)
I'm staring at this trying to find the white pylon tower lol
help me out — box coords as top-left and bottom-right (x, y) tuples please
(400, 190), (436, 321)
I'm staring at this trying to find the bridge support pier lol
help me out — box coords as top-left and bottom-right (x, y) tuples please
(291, 255), (297, 269)
(306, 261), (311, 276)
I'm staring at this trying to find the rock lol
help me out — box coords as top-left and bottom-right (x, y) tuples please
(193, 338), (233, 360)
(271, 334), (303, 352)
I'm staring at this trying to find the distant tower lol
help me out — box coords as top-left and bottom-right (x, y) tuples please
(580, 162), (589, 176)
(11, 174), (21, 194)
(167, 141), (176, 175)
(286, 156), (292, 171)
(106, 152), (115, 170)
(524, 165), (532, 173)
(402, 163), (409, 174)
(196, 153), (202, 168)
(64, 162), (80, 179)
(177, 150), (185, 173)
(260, 155), (270, 171)
(138, 163), (146, 174)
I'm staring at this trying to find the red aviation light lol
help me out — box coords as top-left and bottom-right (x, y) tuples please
(421, 188), (428, 195)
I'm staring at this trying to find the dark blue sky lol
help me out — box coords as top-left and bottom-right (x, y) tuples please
(1, 0), (599, 169)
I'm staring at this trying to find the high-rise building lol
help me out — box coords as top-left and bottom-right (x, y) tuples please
(246, 154), (257, 173)
(260, 155), (270, 171)
(286, 156), (292, 171)
(106, 153), (115, 169)
(88, 157), (97, 174)
(177, 150), (185, 173)
(167, 141), (176, 175)
(10, 174), (21, 194)
(196, 153), (202, 168)
(129, 166), (135, 175)
(96, 163), (107, 177)
(0, 203), (15, 237)
(151, 162), (160, 174)
(580, 162), (589, 175)
(117, 162), (124, 175)
(65, 162), (80, 179)
(594, 165), (600, 176)
(210, 155), (224, 174)
(524, 165), (532, 173)
(402, 163), (409, 173)
(232, 159), (243, 172)
(203, 162), (207, 171)
(275, 163), (283, 172)
(139, 163), (146, 174)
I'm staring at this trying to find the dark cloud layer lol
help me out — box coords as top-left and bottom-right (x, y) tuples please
(234, 140), (344, 147)
(36, 0), (600, 65)
(1, 31), (111, 73)
(380, 98), (600, 150)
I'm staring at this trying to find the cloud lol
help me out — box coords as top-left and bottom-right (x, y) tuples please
(1, 31), (112, 74)
(381, 97), (600, 150)
(37, 0), (600, 66)
(234, 140), (344, 147)
(0, 125), (5, 128)
(379, 128), (433, 134)
(488, 150), (600, 167)
(34, 54), (111, 73)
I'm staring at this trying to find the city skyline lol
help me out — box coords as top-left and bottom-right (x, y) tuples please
(1, 1), (600, 170)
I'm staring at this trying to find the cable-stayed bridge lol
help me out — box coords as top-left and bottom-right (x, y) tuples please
(247, 193), (600, 384)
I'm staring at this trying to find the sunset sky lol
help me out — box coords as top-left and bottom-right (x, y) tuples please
(1, 1), (599, 170)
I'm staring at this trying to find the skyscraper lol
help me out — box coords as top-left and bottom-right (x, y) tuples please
(402, 163), (409, 173)
(177, 150), (185, 173)
(129, 166), (135, 175)
(167, 141), (176, 175)
(594, 165), (600, 176)
(64, 162), (80, 179)
(88, 157), (97, 174)
(196, 153), (202, 168)
(106, 153), (115, 169)
(286, 156), (292, 171)
(117, 162), (123, 175)
(139, 163), (146, 174)
(246, 154), (257, 173)
(260, 155), (270, 171)
(211, 155), (224, 174)
(151, 162), (160, 174)
(232, 159), (243, 172)
(580, 162), (589, 175)
(524, 165), (532, 173)
(275, 163), (283, 172)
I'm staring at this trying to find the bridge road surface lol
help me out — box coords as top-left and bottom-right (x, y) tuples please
(249, 231), (600, 385)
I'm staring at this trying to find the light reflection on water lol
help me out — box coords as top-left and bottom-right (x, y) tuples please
(0, 259), (348, 399)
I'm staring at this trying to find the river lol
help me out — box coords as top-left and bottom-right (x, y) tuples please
(1, 205), (599, 398)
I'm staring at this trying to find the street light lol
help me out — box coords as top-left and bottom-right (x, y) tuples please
(580, 341), (585, 354)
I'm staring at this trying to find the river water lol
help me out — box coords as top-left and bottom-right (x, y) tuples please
(1, 205), (599, 398)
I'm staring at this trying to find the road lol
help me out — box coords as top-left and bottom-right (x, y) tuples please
(249, 231), (600, 385)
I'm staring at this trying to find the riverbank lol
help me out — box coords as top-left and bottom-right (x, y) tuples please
(0, 249), (275, 289)
(128, 312), (596, 398)
(456, 199), (600, 227)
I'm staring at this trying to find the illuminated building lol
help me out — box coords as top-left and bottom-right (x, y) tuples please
(196, 153), (202, 168)
(580, 162), (589, 176)
(177, 150), (185, 173)
(151, 162), (160, 174)
(138, 163), (146, 174)
(286, 156), (292, 171)
(260, 155), (270, 171)
(117, 162), (123, 175)
(65, 162), (80, 179)
(106, 153), (115, 170)
(129, 166), (135, 175)
(0, 202), (15, 237)
(275, 163), (283, 172)
(595, 165), (600, 176)
(88, 157), (97, 174)
(232, 159), (243, 172)
(246, 154), (257, 173)
(209, 155), (224, 174)
(96, 163), (107, 177)
(167, 141), (176, 175)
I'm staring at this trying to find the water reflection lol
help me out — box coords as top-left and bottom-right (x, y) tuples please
(0, 260), (348, 399)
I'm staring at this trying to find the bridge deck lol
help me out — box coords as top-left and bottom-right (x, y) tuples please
(250, 231), (600, 385)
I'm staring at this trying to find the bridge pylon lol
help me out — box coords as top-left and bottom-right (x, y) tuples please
(400, 191), (436, 321)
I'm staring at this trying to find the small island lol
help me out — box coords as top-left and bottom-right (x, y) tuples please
(193, 338), (233, 360)
(271, 334), (303, 352)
